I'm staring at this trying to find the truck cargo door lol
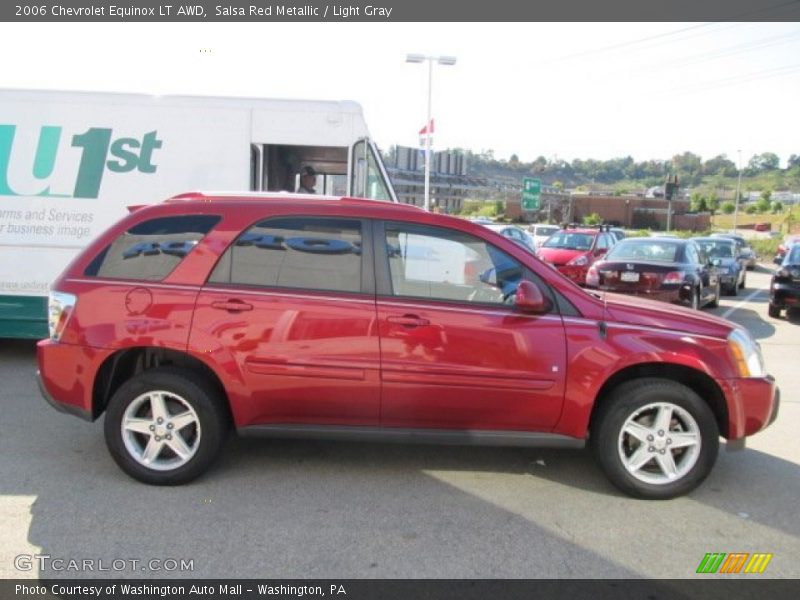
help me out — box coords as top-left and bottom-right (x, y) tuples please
(348, 138), (398, 202)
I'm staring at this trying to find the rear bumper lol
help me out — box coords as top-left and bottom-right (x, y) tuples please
(596, 286), (686, 305)
(770, 282), (800, 308)
(37, 339), (102, 421)
(36, 368), (92, 421)
(724, 375), (780, 439)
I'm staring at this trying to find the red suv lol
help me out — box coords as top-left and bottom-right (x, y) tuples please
(37, 193), (779, 499)
(536, 225), (615, 285)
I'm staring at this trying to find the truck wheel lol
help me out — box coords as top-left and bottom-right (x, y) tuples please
(104, 368), (228, 485)
(768, 303), (781, 318)
(592, 378), (719, 499)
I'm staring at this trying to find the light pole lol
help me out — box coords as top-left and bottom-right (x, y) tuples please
(733, 149), (743, 232)
(406, 53), (456, 212)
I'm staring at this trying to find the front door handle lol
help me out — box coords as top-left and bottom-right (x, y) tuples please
(387, 314), (430, 328)
(211, 300), (254, 312)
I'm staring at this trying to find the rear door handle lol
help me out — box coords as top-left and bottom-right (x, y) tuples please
(386, 314), (430, 328)
(211, 300), (254, 312)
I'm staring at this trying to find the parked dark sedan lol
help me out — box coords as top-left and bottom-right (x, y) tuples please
(586, 237), (721, 309)
(769, 243), (800, 318)
(692, 237), (746, 295)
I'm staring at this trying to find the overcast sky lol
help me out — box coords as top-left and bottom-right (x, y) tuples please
(2, 22), (798, 165)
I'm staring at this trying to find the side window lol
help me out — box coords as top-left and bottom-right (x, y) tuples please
(596, 233), (610, 252)
(685, 243), (700, 265)
(209, 217), (363, 294)
(84, 215), (220, 281)
(383, 224), (524, 306)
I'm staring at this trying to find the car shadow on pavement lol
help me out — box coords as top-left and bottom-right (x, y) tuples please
(6, 339), (799, 580)
(720, 307), (776, 340)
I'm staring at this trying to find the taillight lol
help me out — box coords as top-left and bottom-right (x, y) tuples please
(586, 266), (599, 287)
(48, 291), (77, 341)
(662, 271), (684, 285)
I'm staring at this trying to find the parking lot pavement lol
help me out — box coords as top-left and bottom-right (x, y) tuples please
(1, 270), (798, 579)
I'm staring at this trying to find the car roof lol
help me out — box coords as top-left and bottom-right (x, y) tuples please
(161, 191), (422, 213)
(692, 237), (734, 243)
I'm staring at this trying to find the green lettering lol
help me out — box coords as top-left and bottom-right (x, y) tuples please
(137, 131), (162, 173)
(71, 127), (112, 198)
(107, 137), (141, 173)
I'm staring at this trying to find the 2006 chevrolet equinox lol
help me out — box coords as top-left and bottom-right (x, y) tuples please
(37, 193), (780, 499)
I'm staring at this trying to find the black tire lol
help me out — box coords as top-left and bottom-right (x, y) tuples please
(592, 378), (719, 500)
(728, 283), (737, 297)
(739, 272), (746, 290)
(768, 303), (782, 318)
(104, 367), (229, 485)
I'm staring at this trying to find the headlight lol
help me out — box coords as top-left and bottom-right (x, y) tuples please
(48, 291), (77, 341)
(728, 328), (766, 378)
(568, 255), (589, 266)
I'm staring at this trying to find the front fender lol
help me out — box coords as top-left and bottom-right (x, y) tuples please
(554, 318), (732, 438)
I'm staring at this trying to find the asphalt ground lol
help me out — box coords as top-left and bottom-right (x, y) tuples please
(0, 265), (797, 579)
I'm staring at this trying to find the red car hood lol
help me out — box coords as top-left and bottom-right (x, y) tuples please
(538, 247), (586, 265)
(601, 291), (734, 339)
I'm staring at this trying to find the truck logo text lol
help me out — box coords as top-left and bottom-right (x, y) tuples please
(0, 125), (162, 199)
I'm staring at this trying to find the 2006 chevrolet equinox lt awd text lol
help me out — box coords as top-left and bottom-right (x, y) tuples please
(37, 193), (780, 499)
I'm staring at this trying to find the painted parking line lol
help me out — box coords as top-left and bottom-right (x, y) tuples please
(721, 286), (768, 319)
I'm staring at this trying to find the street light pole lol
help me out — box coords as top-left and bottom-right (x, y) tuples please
(406, 53), (457, 212)
(733, 149), (743, 232)
(424, 58), (433, 213)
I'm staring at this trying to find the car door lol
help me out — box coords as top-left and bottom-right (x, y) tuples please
(190, 216), (380, 427)
(374, 220), (567, 431)
(686, 242), (717, 303)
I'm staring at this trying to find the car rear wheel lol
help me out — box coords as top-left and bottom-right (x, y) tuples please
(592, 378), (719, 499)
(690, 288), (700, 310)
(768, 303), (782, 318)
(739, 272), (746, 290)
(104, 368), (229, 485)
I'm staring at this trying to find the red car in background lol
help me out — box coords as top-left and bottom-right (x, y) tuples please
(536, 225), (616, 285)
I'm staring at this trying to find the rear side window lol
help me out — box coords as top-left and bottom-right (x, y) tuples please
(208, 217), (363, 294)
(85, 215), (220, 280)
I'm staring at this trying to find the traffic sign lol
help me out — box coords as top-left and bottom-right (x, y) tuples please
(522, 177), (541, 210)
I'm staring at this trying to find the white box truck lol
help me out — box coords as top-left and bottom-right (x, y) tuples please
(0, 89), (398, 338)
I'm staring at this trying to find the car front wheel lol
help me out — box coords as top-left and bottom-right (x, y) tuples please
(592, 378), (719, 499)
(768, 303), (782, 318)
(104, 368), (229, 485)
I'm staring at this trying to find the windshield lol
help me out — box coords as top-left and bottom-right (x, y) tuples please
(695, 240), (734, 259)
(786, 245), (800, 264)
(535, 226), (559, 237)
(605, 240), (680, 262)
(542, 231), (594, 250)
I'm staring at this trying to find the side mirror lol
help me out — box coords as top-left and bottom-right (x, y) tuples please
(773, 256), (782, 265)
(514, 280), (550, 313)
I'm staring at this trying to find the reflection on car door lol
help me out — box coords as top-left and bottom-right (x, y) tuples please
(374, 221), (567, 431)
(190, 216), (381, 427)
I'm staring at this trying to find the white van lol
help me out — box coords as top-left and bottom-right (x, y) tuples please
(0, 89), (397, 338)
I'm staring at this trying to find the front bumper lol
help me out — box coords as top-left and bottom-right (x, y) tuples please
(724, 375), (780, 440)
(554, 264), (589, 285)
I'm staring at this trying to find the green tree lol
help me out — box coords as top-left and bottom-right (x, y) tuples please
(772, 200), (784, 214)
(745, 204), (759, 214)
(755, 197), (771, 213)
(721, 201), (736, 215)
(582, 212), (603, 225)
(747, 152), (780, 174)
(707, 193), (720, 216)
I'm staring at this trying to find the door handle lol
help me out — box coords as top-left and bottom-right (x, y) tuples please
(211, 300), (254, 312)
(386, 314), (430, 328)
